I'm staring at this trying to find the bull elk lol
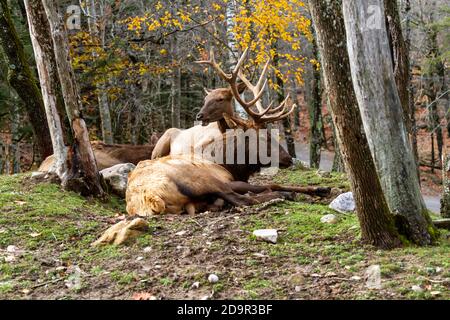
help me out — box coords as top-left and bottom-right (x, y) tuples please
(127, 49), (329, 216)
(151, 48), (296, 182)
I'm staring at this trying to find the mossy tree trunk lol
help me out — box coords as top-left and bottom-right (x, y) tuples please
(442, 152), (450, 218)
(0, 0), (52, 161)
(343, 0), (436, 245)
(41, 0), (105, 198)
(385, 0), (420, 176)
(308, 0), (401, 249)
(308, 37), (323, 169)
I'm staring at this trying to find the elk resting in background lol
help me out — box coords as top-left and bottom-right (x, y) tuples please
(151, 48), (296, 182)
(38, 133), (161, 172)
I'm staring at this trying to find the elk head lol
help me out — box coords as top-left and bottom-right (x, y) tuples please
(195, 48), (296, 129)
(196, 83), (247, 126)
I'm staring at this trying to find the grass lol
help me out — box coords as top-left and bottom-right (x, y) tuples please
(0, 170), (448, 300)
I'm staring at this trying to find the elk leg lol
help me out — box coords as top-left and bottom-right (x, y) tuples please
(228, 181), (270, 194)
(228, 181), (331, 197)
(151, 128), (180, 159)
(185, 203), (196, 215)
(217, 191), (260, 207)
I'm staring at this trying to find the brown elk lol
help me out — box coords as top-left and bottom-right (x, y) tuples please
(38, 133), (161, 172)
(126, 154), (328, 216)
(151, 48), (295, 182)
(127, 49), (330, 216)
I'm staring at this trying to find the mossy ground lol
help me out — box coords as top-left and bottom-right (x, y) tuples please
(0, 170), (448, 300)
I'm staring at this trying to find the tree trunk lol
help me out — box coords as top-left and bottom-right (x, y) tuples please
(171, 66), (181, 128)
(442, 151), (450, 218)
(86, 0), (113, 144)
(24, 0), (67, 178)
(403, 0), (420, 176)
(308, 0), (401, 249)
(226, 0), (246, 117)
(0, 0), (52, 161)
(308, 37), (323, 169)
(330, 118), (345, 173)
(343, 0), (436, 245)
(41, 0), (105, 198)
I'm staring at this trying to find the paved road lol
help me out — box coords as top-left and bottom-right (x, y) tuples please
(293, 142), (441, 214)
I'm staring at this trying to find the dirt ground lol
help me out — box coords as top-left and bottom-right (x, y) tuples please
(0, 169), (448, 300)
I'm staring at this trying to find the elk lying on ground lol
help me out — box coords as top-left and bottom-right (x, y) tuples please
(126, 155), (329, 216)
(38, 133), (160, 172)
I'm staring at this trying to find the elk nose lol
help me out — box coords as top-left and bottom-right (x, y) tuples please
(196, 113), (204, 121)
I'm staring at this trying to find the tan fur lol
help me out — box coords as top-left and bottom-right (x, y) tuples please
(38, 141), (158, 172)
(126, 155), (234, 216)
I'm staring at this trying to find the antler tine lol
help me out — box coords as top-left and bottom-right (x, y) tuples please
(260, 103), (297, 124)
(195, 48), (231, 81)
(265, 93), (290, 115)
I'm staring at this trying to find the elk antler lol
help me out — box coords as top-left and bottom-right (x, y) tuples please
(196, 48), (297, 127)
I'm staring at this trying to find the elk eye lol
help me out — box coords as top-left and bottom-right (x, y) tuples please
(217, 98), (224, 102)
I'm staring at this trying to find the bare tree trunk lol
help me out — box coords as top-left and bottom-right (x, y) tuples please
(226, 0), (246, 117)
(442, 151), (450, 218)
(308, 0), (401, 249)
(171, 66), (181, 128)
(0, 0), (52, 161)
(343, 0), (436, 245)
(309, 37), (323, 169)
(24, 0), (67, 178)
(330, 118), (345, 173)
(403, 0), (420, 178)
(86, 0), (113, 144)
(42, 0), (104, 197)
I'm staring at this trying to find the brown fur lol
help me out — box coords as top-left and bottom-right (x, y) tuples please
(126, 155), (257, 216)
(38, 140), (159, 172)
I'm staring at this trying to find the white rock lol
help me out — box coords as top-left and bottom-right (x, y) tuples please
(320, 214), (339, 224)
(208, 274), (219, 283)
(175, 230), (187, 236)
(191, 281), (200, 289)
(411, 285), (423, 293)
(136, 256), (144, 261)
(31, 171), (46, 178)
(329, 192), (356, 214)
(252, 229), (278, 244)
(4, 255), (16, 262)
(143, 247), (152, 253)
(350, 276), (362, 281)
(430, 291), (441, 296)
(100, 163), (136, 197)
(365, 265), (382, 290)
(260, 167), (279, 176)
(6, 245), (18, 253)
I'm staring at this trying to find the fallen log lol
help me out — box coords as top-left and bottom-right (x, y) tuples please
(433, 219), (450, 230)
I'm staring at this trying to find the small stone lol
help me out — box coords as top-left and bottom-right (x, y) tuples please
(5, 255), (16, 262)
(320, 214), (339, 224)
(100, 163), (136, 197)
(294, 286), (302, 292)
(436, 267), (442, 273)
(350, 276), (362, 281)
(289, 273), (306, 286)
(22, 289), (31, 295)
(143, 247), (152, 253)
(175, 230), (187, 236)
(411, 285), (423, 293)
(252, 229), (278, 244)
(208, 274), (219, 283)
(329, 192), (355, 213)
(365, 265), (382, 290)
(317, 170), (331, 178)
(200, 295), (210, 300)
(191, 282), (200, 289)
(6, 245), (18, 253)
(430, 291), (441, 296)
(136, 256), (144, 261)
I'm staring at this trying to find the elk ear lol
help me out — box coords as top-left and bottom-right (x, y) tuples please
(204, 88), (213, 95)
(237, 82), (247, 94)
